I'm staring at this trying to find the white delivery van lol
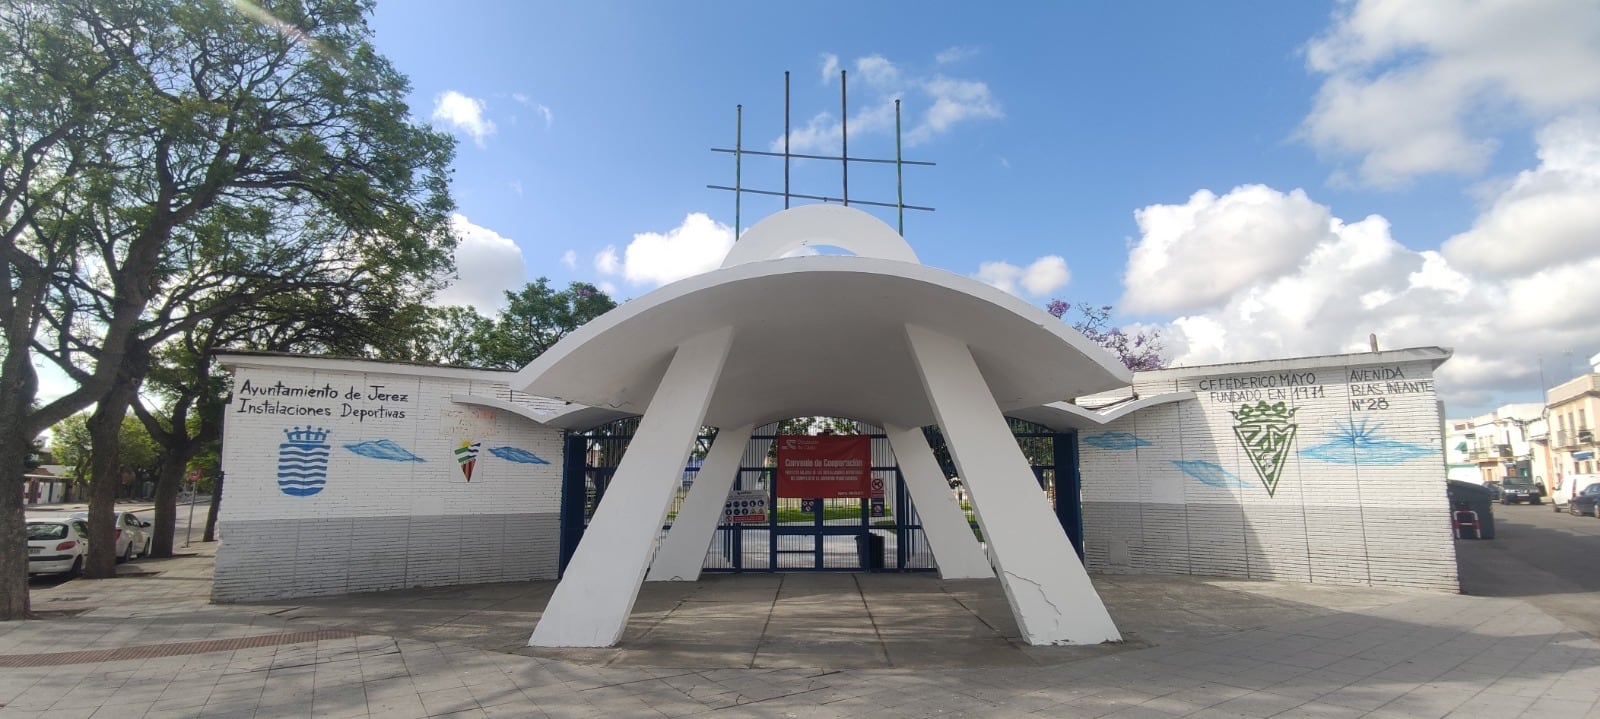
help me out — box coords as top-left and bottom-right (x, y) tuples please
(1551, 473), (1600, 512)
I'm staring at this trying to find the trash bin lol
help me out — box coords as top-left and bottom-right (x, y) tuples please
(857, 532), (886, 570)
(1446, 480), (1495, 539)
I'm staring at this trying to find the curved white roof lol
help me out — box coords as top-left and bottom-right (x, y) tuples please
(1007, 392), (1197, 432)
(514, 206), (1132, 430)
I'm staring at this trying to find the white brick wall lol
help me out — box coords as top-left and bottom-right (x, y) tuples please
(1081, 350), (1457, 591)
(214, 355), (566, 601)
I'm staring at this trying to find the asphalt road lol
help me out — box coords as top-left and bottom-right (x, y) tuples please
(26, 500), (211, 588)
(1455, 500), (1600, 639)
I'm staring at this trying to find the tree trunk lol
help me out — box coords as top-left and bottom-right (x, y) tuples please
(84, 376), (141, 579)
(84, 400), (125, 579)
(0, 436), (32, 619)
(203, 470), (223, 542)
(150, 453), (184, 558)
(0, 316), (43, 618)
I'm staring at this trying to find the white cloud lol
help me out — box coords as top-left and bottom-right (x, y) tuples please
(820, 53), (839, 83)
(1122, 185), (1334, 314)
(1022, 256), (1071, 295)
(594, 213), (734, 288)
(433, 213), (525, 315)
(594, 246), (620, 275)
(976, 256), (1071, 297)
(935, 46), (978, 65)
(431, 91), (496, 148)
(774, 53), (1002, 152)
(1302, 0), (1600, 186)
(31, 358), (75, 408)
(560, 249), (577, 269)
(1441, 115), (1600, 275)
(509, 180), (523, 196)
(778, 111), (843, 154)
(1127, 179), (1600, 411)
(509, 92), (553, 128)
(905, 75), (1003, 145)
(976, 261), (1023, 295)
(855, 55), (901, 87)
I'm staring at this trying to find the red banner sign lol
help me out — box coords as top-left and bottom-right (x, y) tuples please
(777, 435), (870, 499)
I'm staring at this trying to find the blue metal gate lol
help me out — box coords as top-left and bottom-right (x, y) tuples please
(557, 418), (1079, 575)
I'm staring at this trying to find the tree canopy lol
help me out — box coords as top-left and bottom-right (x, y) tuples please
(1047, 300), (1166, 371)
(412, 280), (617, 369)
(0, 0), (456, 613)
(49, 413), (159, 489)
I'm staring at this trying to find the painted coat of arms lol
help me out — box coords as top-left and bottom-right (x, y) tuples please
(455, 440), (482, 481)
(1231, 402), (1298, 497)
(278, 426), (332, 496)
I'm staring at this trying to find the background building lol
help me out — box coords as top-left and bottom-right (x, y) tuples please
(1545, 353), (1600, 498)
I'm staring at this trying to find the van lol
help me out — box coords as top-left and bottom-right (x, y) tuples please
(1551, 474), (1600, 512)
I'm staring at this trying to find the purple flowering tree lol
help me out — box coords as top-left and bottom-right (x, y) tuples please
(1047, 301), (1166, 371)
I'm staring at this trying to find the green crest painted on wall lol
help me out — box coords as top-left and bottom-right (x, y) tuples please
(1231, 401), (1298, 497)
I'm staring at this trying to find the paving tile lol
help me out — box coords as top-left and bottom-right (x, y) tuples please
(13, 543), (1600, 719)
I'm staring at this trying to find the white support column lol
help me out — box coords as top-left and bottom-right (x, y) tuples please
(529, 327), (735, 647)
(883, 423), (993, 579)
(647, 423), (754, 582)
(903, 323), (1121, 645)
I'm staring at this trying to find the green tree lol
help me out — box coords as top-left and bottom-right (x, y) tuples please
(48, 412), (158, 494)
(131, 325), (227, 558)
(1, 0), (455, 613)
(48, 414), (93, 486)
(441, 280), (617, 370)
(389, 304), (494, 366)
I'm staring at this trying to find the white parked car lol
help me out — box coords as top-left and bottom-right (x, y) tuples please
(71, 510), (151, 562)
(27, 518), (91, 576)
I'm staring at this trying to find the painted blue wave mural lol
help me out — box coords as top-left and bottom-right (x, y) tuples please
(1302, 418), (1434, 465)
(344, 439), (426, 463)
(1172, 460), (1255, 489)
(1082, 432), (1153, 451)
(489, 446), (550, 464)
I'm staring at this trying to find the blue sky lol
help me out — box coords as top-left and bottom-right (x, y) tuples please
(360, 0), (1600, 417)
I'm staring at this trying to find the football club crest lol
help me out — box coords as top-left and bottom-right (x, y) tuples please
(278, 426), (331, 496)
(1231, 402), (1298, 497)
(455, 440), (482, 481)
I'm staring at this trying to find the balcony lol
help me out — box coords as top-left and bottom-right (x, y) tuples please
(1556, 429), (1596, 450)
(1469, 444), (1514, 462)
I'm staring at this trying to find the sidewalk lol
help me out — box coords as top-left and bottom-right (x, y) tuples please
(2, 546), (1598, 718)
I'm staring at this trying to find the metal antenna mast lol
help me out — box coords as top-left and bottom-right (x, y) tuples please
(710, 72), (935, 240)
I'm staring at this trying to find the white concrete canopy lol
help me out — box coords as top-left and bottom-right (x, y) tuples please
(521, 204), (1131, 648)
(1007, 392), (1198, 432)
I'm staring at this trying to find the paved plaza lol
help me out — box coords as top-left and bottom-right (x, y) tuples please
(2, 543), (1598, 718)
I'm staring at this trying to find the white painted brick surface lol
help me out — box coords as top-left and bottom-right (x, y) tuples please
(214, 357), (566, 601)
(1082, 353), (1457, 592)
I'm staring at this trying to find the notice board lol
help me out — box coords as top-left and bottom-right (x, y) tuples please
(776, 434), (870, 498)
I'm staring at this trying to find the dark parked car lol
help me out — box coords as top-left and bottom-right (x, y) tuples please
(1483, 481), (1503, 502)
(1499, 476), (1544, 504)
(1570, 483), (1600, 518)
